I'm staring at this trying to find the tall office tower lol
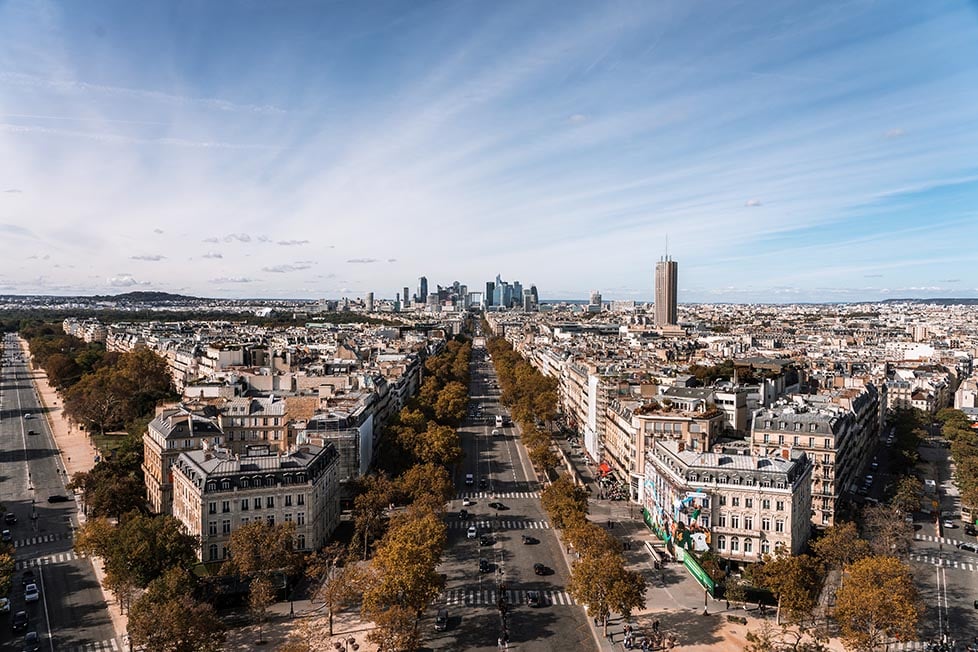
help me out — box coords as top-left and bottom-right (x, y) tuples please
(365, 292), (374, 312)
(512, 281), (523, 306)
(403, 286), (410, 307)
(418, 277), (428, 304)
(530, 285), (539, 306)
(522, 289), (534, 312)
(589, 290), (602, 306)
(485, 281), (495, 306)
(654, 257), (678, 327)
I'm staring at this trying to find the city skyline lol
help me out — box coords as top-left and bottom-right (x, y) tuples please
(2, 2), (978, 302)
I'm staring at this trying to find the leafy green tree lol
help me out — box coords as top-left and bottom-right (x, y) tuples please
(835, 555), (921, 650)
(128, 568), (225, 652)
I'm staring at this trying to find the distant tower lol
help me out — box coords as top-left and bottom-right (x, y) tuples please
(654, 256), (678, 327)
(403, 286), (410, 307)
(530, 285), (539, 306)
(365, 292), (374, 312)
(485, 281), (495, 307)
(589, 290), (602, 307)
(417, 277), (428, 304)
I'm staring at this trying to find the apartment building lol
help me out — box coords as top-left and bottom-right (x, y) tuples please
(143, 406), (225, 515)
(643, 439), (812, 565)
(171, 442), (340, 562)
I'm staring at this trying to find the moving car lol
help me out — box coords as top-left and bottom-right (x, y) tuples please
(434, 609), (449, 632)
(466, 525), (478, 539)
(458, 510), (469, 520)
(23, 631), (40, 652)
(965, 524), (977, 536)
(521, 535), (538, 545)
(24, 583), (39, 603)
(488, 502), (508, 511)
(27, 430), (36, 436)
(461, 498), (474, 506)
(479, 558), (491, 574)
(22, 570), (35, 586)
(23, 413), (31, 420)
(1, 529), (11, 542)
(956, 542), (978, 553)
(943, 520), (957, 529)
(0, 597), (9, 613)
(480, 535), (494, 547)
(47, 495), (70, 503)
(491, 429), (500, 437)
(526, 591), (543, 608)
(533, 563), (549, 576)
(479, 478), (487, 488)
(464, 474), (474, 486)
(12, 610), (28, 632)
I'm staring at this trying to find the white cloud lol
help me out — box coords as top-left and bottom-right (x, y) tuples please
(107, 274), (149, 287)
(568, 114), (589, 124)
(347, 258), (379, 264)
(262, 263), (312, 273)
(223, 233), (251, 243)
(277, 239), (310, 246)
(744, 198), (762, 207)
(130, 254), (166, 261)
(153, 228), (164, 234)
(202, 237), (220, 243)
(885, 128), (905, 139)
(209, 276), (256, 284)
(4, 188), (23, 193)
(202, 252), (223, 259)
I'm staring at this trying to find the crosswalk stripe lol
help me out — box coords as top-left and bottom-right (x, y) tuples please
(440, 588), (577, 606)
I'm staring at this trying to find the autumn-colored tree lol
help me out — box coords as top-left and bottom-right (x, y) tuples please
(128, 567), (225, 652)
(540, 475), (589, 529)
(834, 555), (921, 650)
(434, 381), (469, 425)
(755, 554), (824, 625)
(0, 544), (14, 597)
(568, 549), (646, 634)
(890, 476), (922, 515)
(223, 520), (302, 579)
(368, 605), (420, 652)
(307, 548), (363, 637)
(861, 504), (914, 557)
(724, 576), (749, 609)
(397, 463), (454, 510)
(745, 621), (829, 652)
(564, 519), (621, 557)
(249, 575), (276, 645)
(811, 522), (871, 588)
(352, 473), (396, 559)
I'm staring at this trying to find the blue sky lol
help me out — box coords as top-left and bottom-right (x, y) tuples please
(1, 0), (977, 303)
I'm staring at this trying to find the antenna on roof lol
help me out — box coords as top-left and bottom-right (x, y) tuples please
(665, 234), (668, 259)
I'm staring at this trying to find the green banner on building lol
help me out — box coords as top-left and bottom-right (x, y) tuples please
(676, 547), (716, 594)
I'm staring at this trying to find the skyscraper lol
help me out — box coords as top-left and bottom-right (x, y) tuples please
(403, 286), (410, 307)
(417, 276), (428, 304)
(485, 281), (495, 307)
(654, 257), (678, 327)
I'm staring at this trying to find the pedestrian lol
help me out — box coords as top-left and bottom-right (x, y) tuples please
(653, 619), (659, 633)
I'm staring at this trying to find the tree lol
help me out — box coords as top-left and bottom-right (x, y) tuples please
(755, 554), (824, 626)
(564, 519), (621, 557)
(249, 575), (276, 645)
(567, 550), (646, 634)
(890, 476), (923, 515)
(861, 504), (914, 557)
(397, 463), (454, 509)
(223, 521), (302, 579)
(307, 546), (363, 637)
(0, 545), (14, 598)
(416, 423), (463, 467)
(811, 522), (871, 592)
(368, 605), (420, 652)
(128, 568), (225, 652)
(724, 576), (749, 609)
(352, 473), (395, 559)
(540, 475), (589, 529)
(528, 443), (561, 474)
(745, 621), (829, 652)
(834, 555), (921, 650)
(434, 381), (468, 425)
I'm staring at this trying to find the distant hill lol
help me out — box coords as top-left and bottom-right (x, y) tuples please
(96, 291), (203, 302)
(879, 297), (978, 306)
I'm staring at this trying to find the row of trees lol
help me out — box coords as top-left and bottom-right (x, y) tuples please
(485, 334), (562, 475)
(937, 407), (978, 512)
(541, 476), (647, 634)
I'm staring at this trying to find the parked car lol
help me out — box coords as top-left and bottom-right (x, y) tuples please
(22, 570), (35, 587)
(533, 563), (549, 576)
(479, 535), (494, 547)
(12, 610), (28, 632)
(526, 590), (543, 608)
(23, 631), (40, 652)
(1, 529), (11, 543)
(4, 512), (18, 524)
(943, 520), (957, 529)
(434, 609), (448, 632)
(521, 535), (538, 545)
(0, 597), (9, 613)
(466, 525), (478, 539)
(965, 524), (977, 536)
(479, 558), (491, 574)
(24, 583), (39, 603)
(461, 498), (474, 506)
(46, 495), (70, 503)
(956, 542), (978, 553)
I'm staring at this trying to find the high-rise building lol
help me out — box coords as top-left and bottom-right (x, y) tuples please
(403, 286), (410, 307)
(485, 281), (495, 306)
(417, 277), (428, 304)
(365, 292), (374, 312)
(589, 290), (602, 306)
(654, 257), (678, 327)
(530, 285), (539, 306)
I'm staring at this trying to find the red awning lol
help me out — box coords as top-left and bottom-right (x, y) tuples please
(598, 462), (612, 476)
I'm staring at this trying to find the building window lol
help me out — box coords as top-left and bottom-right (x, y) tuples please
(810, 424), (817, 432)
(296, 512), (305, 526)
(284, 513), (293, 522)
(808, 437), (814, 447)
(297, 494), (305, 506)
(208, 544), (218, 561)
(731, 515), (740, 529)
(775, 519), (785, 533)
(731, 497), (740, 507)
(717, 535), (726, 550)
(744, 538), (753, 553)
(222, 546), (229, 559)
(776, 500), (785, 511)
(208, 522), (217, 536)
(763, 434), (769, 443)
(761, 499), (770, 510)
(745, 498), (753, 509)
(761, 541), (770, 555)
(297, 534), (306, 549)
(731, 537), (739, 552)
(744, 516), (753, 531)
(241, 478), (249, 488)
(222, 520), (231, 535)
(241, 499), (249, 511)
(267, 515), (275, 526)
(718, 514), (727, 528)
(762, 517), (771, 531)
(824, 439), (831, 449)
(241, 517), (249, 525)
(221, 480), (231, 491)
(266, 497), (275, 508)
(719, 495), (726, 506)
(285, 495), (293, 507)
(209, 502), (217, 515)
(778, 435), (784, 445)
(254, 497), (262, 510)
(222, 501), (230, 513)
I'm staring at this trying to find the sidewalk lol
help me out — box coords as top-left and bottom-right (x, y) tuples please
(223, 599), (380, 651)
(20, 337), (130, 645)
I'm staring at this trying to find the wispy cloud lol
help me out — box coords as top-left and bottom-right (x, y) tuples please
(0, 223), (37, 238)
(744, 198), (762, 207)
(209, 276), (256, 284)
(202, 237), (220, 244)
(130, 254), (166, 261)
(223, 233), (251, 243)
(262, 263), (312, 273)
(277, 239), (310, 246)
(347, 258), (379, 264)
(202, 252), (223, 259)
(387, 258), (397, 263)
(153, 228), (164, 234)
(885, 128), (905, 139)
(3, 188), (23, 193)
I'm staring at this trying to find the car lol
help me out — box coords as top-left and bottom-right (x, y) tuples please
(479, 558), (491, 574)
(434, 608), (449, 632)
(23, 631), (40, 652)
(464, 474), (474, 486)
(904, 513), (914, 524)
(864, 475), (874, 485)
(458, 509), (469, 520)
(12, 610), (28, 632)
(533, 563), (549, 576)
(461, 497), (474, 506)
(479, 478), (487, 488)
(870, 461), (879, 471)
(965, 524), (977, 536)
(46, 495), (70, 503)
(957, 542), (978, 553)
(23, 413), (31, 420)
(521, 535), (538, 545)
(488, 502), (508, 511)
(4, 512), (17, 524)
(479, 535), (494, 547)
(22, 570), (34, 586)
(27, 430), (36, 436)
(24, 583), (39, 602)
(491, 429), (500, 437)
(1, 529), (11, 542)
(943, 520), (957, 529)
(466, 525), (478, 539)
(526, 590), (543, 608)
(0, 597), (9, 613)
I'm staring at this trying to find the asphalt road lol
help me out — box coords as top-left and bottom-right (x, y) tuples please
(1, 334), (118, 652)
(425, 343), (596, 652)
